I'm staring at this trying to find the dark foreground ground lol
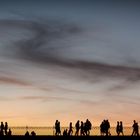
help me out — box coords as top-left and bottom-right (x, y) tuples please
(0, 136), (140, 140)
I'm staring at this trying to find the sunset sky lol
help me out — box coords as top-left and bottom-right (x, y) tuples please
(0, 0), (140, 127)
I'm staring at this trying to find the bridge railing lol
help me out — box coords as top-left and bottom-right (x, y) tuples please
(10, 126), (133, 136)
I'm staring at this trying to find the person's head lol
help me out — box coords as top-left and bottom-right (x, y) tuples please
(31, 131), (36, 136)
(117, 121), (119, 124)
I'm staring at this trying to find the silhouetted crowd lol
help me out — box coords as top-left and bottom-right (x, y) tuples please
(0, 122), (12, 136)
(100, 120), (111, 136)
(55, 119), (92, 136)
(54, 119), (139, 136)
(0, 120), (139, 136)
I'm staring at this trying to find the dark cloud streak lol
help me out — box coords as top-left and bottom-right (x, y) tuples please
(1, 19), (140, 88)
(0, 76), (31, 86)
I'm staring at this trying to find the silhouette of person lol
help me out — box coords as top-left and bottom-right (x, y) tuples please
(116, 121), (120, 136)
(0, 122), (4, 136)
(0, 129), (4, 136)
(105, 120), (111, 136)
(4, 122), (8, 136)
(31, 131), (36, 136)
(55, 120), (61, 136)
(55, 120), (58, 135)
(84, 119), (92, 136)
(0, 122), (4, 132)
(63, 129), (68, 136)
(7, 129), (12, 136)
(119, 121), (124, 136)
(25, 131), (30, 136)
(68, 122), (73, 136)
(75, 120), (80, 136)
(135, 123), (139, 136)
(58, 121), (61, 135)
(116, 121), (124, 136)
(80, 121), (85, 136)
(100, 120), (105, 136)
(132, 120), (139, 136)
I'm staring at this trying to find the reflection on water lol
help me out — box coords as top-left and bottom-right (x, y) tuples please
(10, 127), (132, 136)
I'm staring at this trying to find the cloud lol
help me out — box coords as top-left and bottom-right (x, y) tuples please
(1, 18), (140, 91)
(10, 19), (140, 84)
(0, 76), (31, 86)
(19, 95), (98, 105)
(19, 95), (74, 102)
